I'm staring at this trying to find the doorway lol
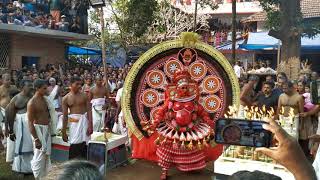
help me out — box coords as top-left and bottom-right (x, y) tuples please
(22, 56), (39, 68)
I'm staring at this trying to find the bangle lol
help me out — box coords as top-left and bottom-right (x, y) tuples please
(9, 133), (14, 136)
(34, 138), (39, 142)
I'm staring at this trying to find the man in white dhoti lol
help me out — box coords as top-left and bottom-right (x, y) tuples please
(89, 75), (109, 132)
(27, 79), (53, 179)
(0, 73), (19, 157)
(5, 80), (34, 174)
(47, 78), (61, 112)
(62, 76), (93, 159)
(114, 87), (129, 146)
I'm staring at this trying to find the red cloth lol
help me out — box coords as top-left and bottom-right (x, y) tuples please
(131, 133), (158, 162)
(156, 145), (206, 171)
(131, 133), (223, 163)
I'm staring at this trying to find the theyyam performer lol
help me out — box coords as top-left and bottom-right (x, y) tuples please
(89, 75), (109, 132)
(5, 80), (34, 173)
(27, 79), (54, 179)
(150, 69), (215, 179)
(62, 76), (93, 159)
(122, 32), (240, 179)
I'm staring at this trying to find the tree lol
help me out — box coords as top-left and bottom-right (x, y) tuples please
(144, 0), (215, 43)
(259, 0), (320, 79)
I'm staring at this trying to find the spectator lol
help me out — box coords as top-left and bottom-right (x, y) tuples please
(254, 81), (278, 110)
(256, 118), (317, 180)
(234, 61), (241, 79)
(70, 17), (80, 33)
(48, 0), (62, 23)
(56, 15), (69, 31)
(45, 160), (103, 180)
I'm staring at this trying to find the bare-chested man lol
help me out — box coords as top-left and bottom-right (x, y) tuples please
(89, 75), (110, 132)
(5, 80), (34, 174)
(27, 79), (52, 179)
(276, 81), (304, 119)
(238, 75), (259, 117)
(0, 74), (19, 156)
(276, 81), (310, 157)
(62, 76), (93, 159)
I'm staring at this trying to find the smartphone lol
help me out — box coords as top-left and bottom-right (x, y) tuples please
(215, 118), (272, 148)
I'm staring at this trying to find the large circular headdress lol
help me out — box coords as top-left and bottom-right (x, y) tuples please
(122, 33), (240, 140)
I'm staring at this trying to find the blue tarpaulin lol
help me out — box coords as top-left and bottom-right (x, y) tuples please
(239, 32), (320, 51)
(67, 45), (127, 68)
(67, 46), (100, 55)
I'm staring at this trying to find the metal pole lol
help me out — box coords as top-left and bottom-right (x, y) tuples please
(99, 7), (108, 80)
(193, 0), (198, 32)
(231, 0), (237, 64)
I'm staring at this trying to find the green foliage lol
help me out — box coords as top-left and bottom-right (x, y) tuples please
(124, 0), (158, 37)
(258, 0), (320, 37)
(198, 0), (219, 10)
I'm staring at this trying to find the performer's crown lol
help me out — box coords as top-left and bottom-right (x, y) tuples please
(173, 69), (191, 84)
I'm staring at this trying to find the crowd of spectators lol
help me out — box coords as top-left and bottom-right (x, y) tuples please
(0, 0), (88, 34)
(5, 61), (132, 96)
(235, 61), (320, 162)
(204, 20), (253, 46)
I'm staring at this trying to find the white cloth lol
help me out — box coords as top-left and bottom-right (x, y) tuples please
(68, 114), (90, 144)
(12, 113), (33, 173)
(116, 88), (123, 117)
(312, 113), (320, 179)
(5, 107), (15, 163)
(91, 98), (106, 132)
(114, 88), (128, 146)
(108, 80), (117, 93)
(234, 65), (241, 78)
(45, 97), (58, 136)
(31, 124), (51, 179)
(0, 107), (5, 148)
(48, 85), (60, 109)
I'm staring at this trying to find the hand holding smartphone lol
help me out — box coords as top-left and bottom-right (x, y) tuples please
(215, 118), (272, 148)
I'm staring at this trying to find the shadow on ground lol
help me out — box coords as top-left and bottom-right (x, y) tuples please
(107, 159), (220, 180)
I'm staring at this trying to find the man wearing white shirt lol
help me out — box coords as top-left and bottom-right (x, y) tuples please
(234, 61), (241, 79)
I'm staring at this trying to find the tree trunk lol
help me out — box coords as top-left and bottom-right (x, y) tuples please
(231, 0), (236, 64)
(269, 0), (302, 80)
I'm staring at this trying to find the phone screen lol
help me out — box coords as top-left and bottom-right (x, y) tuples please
(215, 118), (272, 148)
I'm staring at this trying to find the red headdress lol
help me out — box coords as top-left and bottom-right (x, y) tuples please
(173, 69), (191, 84)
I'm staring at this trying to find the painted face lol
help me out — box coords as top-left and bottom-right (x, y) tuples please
(177, 78), (189, 97)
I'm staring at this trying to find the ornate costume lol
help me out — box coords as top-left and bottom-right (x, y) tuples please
(122, 33), (240, 179)
(150, 70), (215, 177)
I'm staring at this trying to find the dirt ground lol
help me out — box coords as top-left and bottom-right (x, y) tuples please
(107, 159), (228, 180)
(0, 151), (227, 180)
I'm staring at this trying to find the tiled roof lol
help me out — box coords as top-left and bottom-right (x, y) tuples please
(301, 0), (320, 18)
(242, 0), (320, 23)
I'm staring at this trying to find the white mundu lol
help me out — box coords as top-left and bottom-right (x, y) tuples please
(91, 98), (106, 132)
(68, 113), (90, 144)
(12, 113), (33, 173)
(31, 124), (51, 179)
(3, 106), (15, 163)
